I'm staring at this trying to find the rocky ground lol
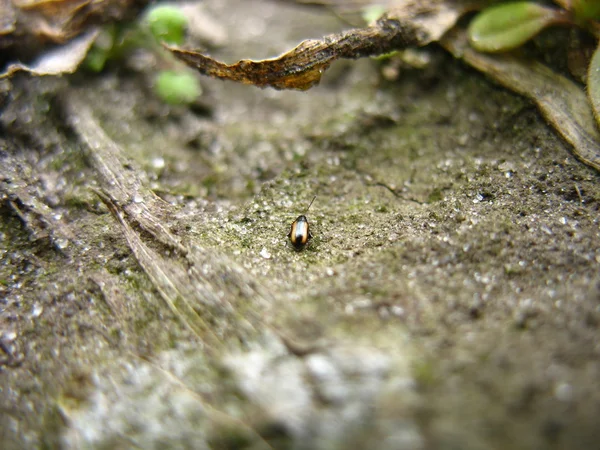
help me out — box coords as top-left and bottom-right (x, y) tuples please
(1, 1), (599, 449)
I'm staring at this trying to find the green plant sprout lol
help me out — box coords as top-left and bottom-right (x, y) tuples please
(468, 1), (600, 126)
(469, 2), (572, 52)
(84, 4), (201, 105)
(155, 70), (201, 105)
(146, 5), (188, 46)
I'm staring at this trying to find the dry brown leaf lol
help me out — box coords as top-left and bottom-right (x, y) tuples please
(167, 1), (464, 90)
(168, 1), (470, 90)
(1, 0), (142, 51)
(13, 0), (92, 43)
(1, 0), (144, 78)
(170, 1), (600, 171)
(0, 28), (98, 78)
(167, 21), (421, 91)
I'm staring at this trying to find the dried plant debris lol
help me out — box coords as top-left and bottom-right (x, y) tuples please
(0, 0), (139, 46)
(0, 28), (98, 78)
(167, 1), (469, 90)
(168, 0), (600, 171)
(168, 22), (418, 91)
(0, 0), (143, 76)
(4, 0), (599, 171)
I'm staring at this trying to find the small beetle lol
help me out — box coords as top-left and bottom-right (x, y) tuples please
(288, 196), (316, 250)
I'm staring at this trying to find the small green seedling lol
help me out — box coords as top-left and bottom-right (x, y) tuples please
(84, 4), (201, 105)
(468, 2), (570, 53)
(146, 5), (188, 45)
(154, 70), (202, 105)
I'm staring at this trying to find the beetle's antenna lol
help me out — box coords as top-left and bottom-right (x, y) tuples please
(305, 196), (316, 213)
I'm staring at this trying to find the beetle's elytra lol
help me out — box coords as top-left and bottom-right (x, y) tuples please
(288, 196), (316, 250)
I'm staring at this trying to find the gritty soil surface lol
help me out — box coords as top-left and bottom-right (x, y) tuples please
(1, 1), (600, 449)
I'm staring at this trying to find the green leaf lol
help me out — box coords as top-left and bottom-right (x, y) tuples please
(83, 25), (116, 72)
(571, 0), (600, 21)
(468, 2), (563, 53)
(154, 70), (202, 105)
(587, 41), (600, 129)
(146, 5), (188, 45)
